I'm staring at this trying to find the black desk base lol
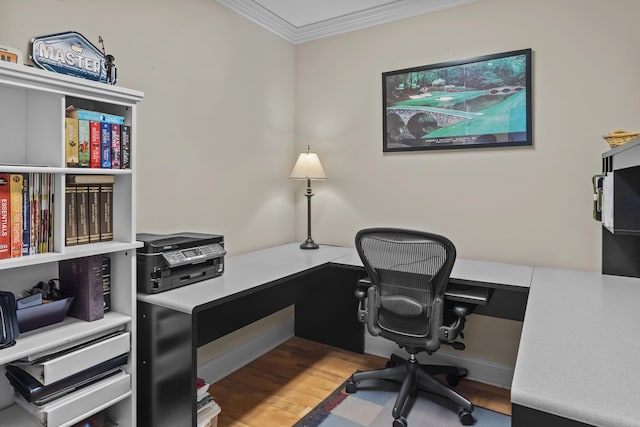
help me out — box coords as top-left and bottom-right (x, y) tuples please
(137, 263), (527, 427)
(137, 265), (365, 427)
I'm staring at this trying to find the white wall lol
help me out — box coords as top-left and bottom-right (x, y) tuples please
(0, 0), (297, 255)
(295, 0), (640, 271)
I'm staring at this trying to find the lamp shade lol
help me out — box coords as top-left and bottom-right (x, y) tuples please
(289, 150), (327, 180)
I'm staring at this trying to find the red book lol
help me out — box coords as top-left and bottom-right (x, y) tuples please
(89, 121), (101, 168)
(9, 174), (23, 258)
(0, 174), (9, 259)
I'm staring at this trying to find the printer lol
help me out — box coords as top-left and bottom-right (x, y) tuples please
(136, 232), (225, 294)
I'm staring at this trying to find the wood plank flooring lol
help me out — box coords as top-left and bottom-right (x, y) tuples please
(210, 337), (511, 427)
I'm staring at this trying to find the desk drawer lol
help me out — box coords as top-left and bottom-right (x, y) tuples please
(15, 371), (130, 427)
(12, 332), (130, 386)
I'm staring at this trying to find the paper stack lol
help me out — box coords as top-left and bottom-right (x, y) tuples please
(197, 378), (221, 427)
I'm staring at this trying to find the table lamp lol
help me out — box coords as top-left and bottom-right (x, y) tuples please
(290, 146), (327, 249)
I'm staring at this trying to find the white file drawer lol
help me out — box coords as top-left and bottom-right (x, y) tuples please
(15, 371), (130, 427)
(12, 332), (130, 385)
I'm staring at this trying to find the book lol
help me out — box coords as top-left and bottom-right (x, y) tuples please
(21, 173), (31, 255)
(110, 124), (121, 169)
(66, 107), (125, 125)
(121, 125), (131, 169)
(59, 255), (104, 321)
(76, 183), (89, 245)
(78, 119), (90, 168)
(100, 183), (113, 241)
(0, 174), (9, 259)
(100, 122), (111, 169)
(65, 117), (79, 167)
(65, 179), (77, 246)
(88, 183), (101, 243)
(102, 256), (111, 313)
(89, 121), (101, 169)
(66, 175), (115, 185)
(10, 174), (23, 258)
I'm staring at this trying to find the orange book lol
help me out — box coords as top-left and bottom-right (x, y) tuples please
(0, 174), (9, 259)
(9, 174), (23, 258)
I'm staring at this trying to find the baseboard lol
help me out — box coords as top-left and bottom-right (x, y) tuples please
(197, 322), (513, 390)
(197, 320), (295, 384)
(364, 335), (514, 389)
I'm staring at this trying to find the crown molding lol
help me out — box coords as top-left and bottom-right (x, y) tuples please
(217, 0), (480, 44)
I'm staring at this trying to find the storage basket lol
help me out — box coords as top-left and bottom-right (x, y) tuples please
(603, 130), (640, 147)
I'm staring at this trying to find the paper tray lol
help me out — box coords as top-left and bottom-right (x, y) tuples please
(17, 298), (74, 333)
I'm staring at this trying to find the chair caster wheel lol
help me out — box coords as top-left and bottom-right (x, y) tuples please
(447, 368), (467, 387)
(345, 379), (357, 394)
(446, 374), (460, 387)
(393, 416), (408, 427)
(458, 409), (474, 425)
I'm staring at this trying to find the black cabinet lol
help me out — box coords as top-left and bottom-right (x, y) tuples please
(601, 137), (640, 277)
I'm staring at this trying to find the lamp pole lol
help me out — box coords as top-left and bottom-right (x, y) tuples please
(301, 177), (319, 249)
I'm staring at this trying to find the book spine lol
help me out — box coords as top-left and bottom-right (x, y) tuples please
(65, 180), (77, 246)
(65, 117), (79, 168)
(48, 173), (54, 253)
(100, 122), (111, 168)
(121, 125), (131, 170)
(99, 183), (113, 241)
(78, 119), (91, 168)
(89, 121), (101, 169)
(110, 124), (121, 169)
(102, 256), (111, 313)
(68, 109), (125, 125)
(88, 183), (101, 243)
(30, 173), (39, 254)
(21, 173), (30, 255)
(0, 174), (9, 259)
(76, 183), (90, 245)
(10, 174), (23, 258)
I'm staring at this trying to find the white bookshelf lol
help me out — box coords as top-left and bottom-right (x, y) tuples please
(0, 61), (143, 426)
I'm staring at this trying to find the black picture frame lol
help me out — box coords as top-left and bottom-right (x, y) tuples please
(382, 48), (532, 152)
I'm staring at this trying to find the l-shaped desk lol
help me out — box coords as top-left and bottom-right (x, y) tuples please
(136, 243), (640, 427)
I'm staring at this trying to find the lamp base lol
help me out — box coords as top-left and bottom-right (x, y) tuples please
(300, 241), (319, 250)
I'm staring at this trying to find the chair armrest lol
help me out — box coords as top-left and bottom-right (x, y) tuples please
(355, 277), (371, 324)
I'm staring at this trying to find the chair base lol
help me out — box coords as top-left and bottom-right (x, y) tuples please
(346, 353), (474, 426)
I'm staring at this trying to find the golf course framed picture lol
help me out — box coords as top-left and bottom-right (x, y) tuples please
(382, 49), (532, 152)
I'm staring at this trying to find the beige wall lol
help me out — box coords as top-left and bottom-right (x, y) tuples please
(295, 0), (640, 271)
(0, 0), (297, 255)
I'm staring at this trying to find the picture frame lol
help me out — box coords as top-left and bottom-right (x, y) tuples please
(382, 49), (532, 152)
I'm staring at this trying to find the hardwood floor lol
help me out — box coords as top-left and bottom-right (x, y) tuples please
(210, 337), (511, 427)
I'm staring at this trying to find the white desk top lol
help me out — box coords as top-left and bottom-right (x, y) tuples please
(331, 250), (533, 290)
(136, 243), (354, 313)
(138, 243), (533, 313)
(511, 268), (640, 427)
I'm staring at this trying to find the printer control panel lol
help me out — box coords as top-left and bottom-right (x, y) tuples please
(162, 243), (226, 267)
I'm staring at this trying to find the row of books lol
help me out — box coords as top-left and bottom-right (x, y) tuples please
(65, 175), (113, 247)
(197, 378), (221, 427)
(196, 378), (220, 427)
(65, 107), (131, 169)
(0, 173), (54, 260)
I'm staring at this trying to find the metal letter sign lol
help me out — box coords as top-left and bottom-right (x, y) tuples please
(30, 31), (116, 84)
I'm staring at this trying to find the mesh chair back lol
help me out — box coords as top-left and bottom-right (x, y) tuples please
(356, 228), (456, 340)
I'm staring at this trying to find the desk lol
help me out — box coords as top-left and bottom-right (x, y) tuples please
(135, 243), (640, 427)
(511, 268), (640, 427)
(136, 243), (530, 427)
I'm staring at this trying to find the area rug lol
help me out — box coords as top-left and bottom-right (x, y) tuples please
(293, 378), (510, 427)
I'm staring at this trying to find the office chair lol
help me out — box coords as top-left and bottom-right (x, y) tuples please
(346, 228), (474, 427)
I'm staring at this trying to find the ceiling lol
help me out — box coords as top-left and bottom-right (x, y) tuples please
(216, 0), (480, 44)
